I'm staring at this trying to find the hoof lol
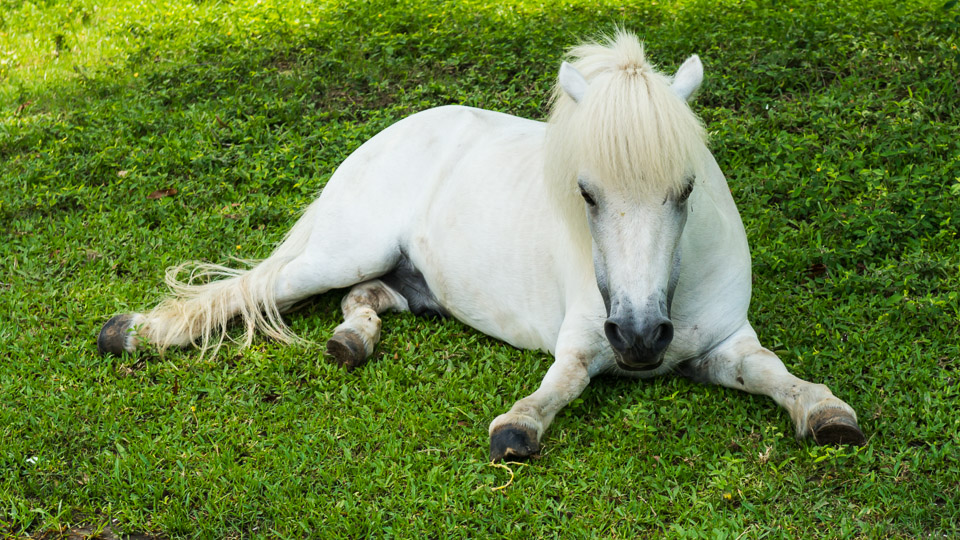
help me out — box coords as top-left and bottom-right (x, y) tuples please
(810, 409), (866, 446)
(325, 329), (368, 370)
(489, 424), (539, 461)
(97, 314), (135, 356)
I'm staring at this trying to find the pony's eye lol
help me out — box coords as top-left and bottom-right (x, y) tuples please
(580, 187), (596, 207)
(678, 182), (694, 203)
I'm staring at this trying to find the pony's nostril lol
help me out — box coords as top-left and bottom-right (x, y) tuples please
(650, 321), (674, 352)
(604, 320), (631, 352)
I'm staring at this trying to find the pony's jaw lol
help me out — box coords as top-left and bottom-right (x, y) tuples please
(615, 355), (664, 372)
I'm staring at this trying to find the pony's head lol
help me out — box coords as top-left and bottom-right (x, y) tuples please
(546, 32), (708, 371)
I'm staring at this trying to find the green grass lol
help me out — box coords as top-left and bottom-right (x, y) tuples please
(2, 0), (959, 537)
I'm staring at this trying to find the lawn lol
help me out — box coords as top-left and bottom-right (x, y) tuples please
(2, 0), (958, 537)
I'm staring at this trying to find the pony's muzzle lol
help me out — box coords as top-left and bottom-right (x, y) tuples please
(604, 316), (673, 370)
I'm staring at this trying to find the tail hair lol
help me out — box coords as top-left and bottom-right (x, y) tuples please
(144, 256), (299, 357)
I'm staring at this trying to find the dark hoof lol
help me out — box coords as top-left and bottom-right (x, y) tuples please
(811, 410), (866, 446)
(490, 424), (539, 461)
(325, 330), (368, 370)
(98, 314), (135, 356)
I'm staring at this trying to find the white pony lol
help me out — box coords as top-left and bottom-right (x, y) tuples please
(98, 32), (865, 459)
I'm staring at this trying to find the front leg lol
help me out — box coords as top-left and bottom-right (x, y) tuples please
(489, 321), (610, 461)
(683, 326), (865, 445)
(489, 349), (593, 460)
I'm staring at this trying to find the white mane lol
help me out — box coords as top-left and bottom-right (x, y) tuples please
(545, 31), (708, 215)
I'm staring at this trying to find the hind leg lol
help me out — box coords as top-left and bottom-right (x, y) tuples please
(325, 280), (408, 370)
(98, 202), (403, 356)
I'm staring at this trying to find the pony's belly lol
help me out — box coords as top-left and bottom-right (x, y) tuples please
(443, 299), (560, 353)
(426, 267), (562, 352)
(404, 238), (566, 354)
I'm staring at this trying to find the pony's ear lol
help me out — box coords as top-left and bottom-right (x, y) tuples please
(671, 55), (703, 101)
(559, 61), (589, 103)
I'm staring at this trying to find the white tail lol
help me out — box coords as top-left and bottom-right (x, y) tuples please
(140, 205), (320, 357)
(142, 258), (292, 356)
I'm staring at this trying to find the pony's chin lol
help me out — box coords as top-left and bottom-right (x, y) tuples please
(614, 355), (664, 372)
